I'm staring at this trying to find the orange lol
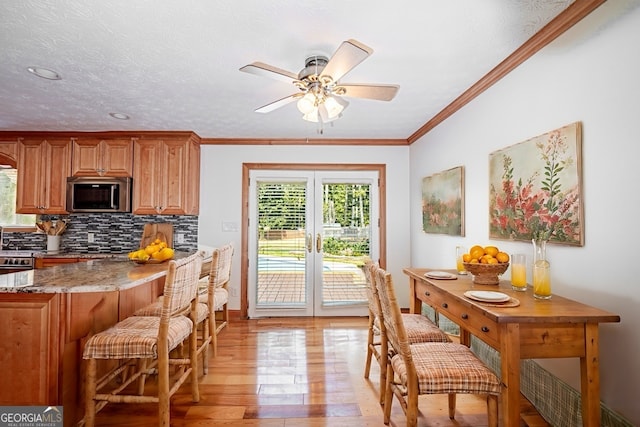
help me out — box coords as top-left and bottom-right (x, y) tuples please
(144, 244), (160, 255)
(484, 246), (499, 257)
(159, 247), (174, 260)
(469, 246), (485, 261)
(469, 258), (479, 263)
(462, 253), (472, 263)
(496, 252), (510, 263)
(487, 257), (499, 264)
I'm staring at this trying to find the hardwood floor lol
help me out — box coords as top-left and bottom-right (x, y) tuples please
(91, 316), (549, 426)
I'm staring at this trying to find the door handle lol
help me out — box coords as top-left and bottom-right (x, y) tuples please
(316, 233), (322, 253)
(306, 233), (312, 253)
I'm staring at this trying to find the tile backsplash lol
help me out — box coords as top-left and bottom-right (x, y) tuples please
(2, 213), (198, 254)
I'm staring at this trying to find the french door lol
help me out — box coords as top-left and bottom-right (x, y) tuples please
(248, 169), (378, 318)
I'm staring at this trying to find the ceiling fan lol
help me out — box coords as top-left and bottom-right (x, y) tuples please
(239, 39), (399, 125)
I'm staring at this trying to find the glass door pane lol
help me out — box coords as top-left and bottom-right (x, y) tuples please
(313, 171), (377, 317)
(248, 169), (377, 318)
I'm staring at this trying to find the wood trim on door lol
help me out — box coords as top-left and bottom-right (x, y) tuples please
(240, 163), (386, 319)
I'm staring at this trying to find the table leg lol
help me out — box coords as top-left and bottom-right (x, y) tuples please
(499, 323), (521, 427)
(580, 323), (601, 427)
(409, 277), (420, 314)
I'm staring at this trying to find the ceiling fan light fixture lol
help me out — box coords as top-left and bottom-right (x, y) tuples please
(297, 92), (317, 114)
(324, 95), (348, 119)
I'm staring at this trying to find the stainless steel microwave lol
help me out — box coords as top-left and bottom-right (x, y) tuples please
(66, 177), (132, 213)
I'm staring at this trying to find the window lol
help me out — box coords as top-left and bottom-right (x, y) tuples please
(0, 166), (36, 226)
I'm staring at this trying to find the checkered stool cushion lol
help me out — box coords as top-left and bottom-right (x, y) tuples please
(391, 342), (501, 395)
(402, 314), (451, 343)
(198, 287), (227, 308)
(83, 315), (193, 359)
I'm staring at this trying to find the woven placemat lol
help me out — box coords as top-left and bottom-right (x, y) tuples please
(466, 297), (520, 307)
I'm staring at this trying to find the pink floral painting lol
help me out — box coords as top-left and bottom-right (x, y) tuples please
(489, 122), (583, 246)
(422, 166), (464, 236)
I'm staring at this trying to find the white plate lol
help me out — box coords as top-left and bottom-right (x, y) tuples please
(464, 290), (511, 303)
(424, 271), (457, 280)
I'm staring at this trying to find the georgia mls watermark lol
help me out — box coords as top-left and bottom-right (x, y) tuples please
(0, 406), (63, 427)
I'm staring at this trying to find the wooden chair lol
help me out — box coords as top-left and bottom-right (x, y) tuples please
(363, 259), (451, 405)
(82, 252), (203, 427)
(372, 264), (501, 427)
(195, 242), (233, 369)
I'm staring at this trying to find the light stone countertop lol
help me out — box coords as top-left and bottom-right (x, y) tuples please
(0, 251), (196, 293)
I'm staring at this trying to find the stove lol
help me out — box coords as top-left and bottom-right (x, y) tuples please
(0, 250), (35, 274)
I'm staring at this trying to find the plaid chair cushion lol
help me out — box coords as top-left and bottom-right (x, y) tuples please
(197, 277), (208, 296)
(212, 287), (228, 310)
(133, 299), (163, 316)
(83, 315), (193, 359)
(195, 302), (208, 323)
(390, 342), (501, 395)
(402, 314), (451, 344)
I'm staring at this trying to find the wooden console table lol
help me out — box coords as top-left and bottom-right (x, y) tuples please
(404, 267), (620, 427)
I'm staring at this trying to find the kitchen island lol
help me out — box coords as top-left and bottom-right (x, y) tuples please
(0, 252), (197, 426)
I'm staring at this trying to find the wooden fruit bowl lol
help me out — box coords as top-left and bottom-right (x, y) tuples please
(131, 258), (173, 265)
(463, 262), (509, 285)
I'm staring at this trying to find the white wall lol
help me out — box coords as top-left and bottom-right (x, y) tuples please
(409, 2), (640, 423)
(198, 144), (411, 306)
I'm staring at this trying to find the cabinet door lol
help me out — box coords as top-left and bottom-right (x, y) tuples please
(185, 138), (200, 214)
(72, 138), (133, 177)
(102, 139), (133, 176)
(132, 137), (199, 215)
(160, 138), (189, 215)
(17, 139), (70, 214)
(0, 139), (18, 164)
(71, 138), (101, 176)
(132, 139), (162, 214)
(16, 139), (44, 212)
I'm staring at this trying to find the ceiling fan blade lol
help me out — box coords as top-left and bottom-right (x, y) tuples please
(254, 93), (303, 113)
(338, 84), (399, 101)
(321, 39), (373, 82)
(239, 62), (299, 85)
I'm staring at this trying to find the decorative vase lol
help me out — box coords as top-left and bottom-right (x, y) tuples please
(532, 238), (551, 299)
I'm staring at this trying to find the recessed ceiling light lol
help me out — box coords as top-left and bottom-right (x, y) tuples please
(109, 112), (130, 120)
(27, 67), (61, 80)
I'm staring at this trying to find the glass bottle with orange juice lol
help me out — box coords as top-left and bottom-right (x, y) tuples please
(532, 239), (551, 299)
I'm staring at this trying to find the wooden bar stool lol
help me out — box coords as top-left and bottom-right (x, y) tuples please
(82, 252), (202, 427)
(197, 243), (233, 363)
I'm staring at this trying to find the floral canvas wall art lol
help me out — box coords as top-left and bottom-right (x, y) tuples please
(489, 122), (583, 246)
(422, 166), (464, 236)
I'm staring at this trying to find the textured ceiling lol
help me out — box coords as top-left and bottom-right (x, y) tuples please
(0, 0), (577, 140)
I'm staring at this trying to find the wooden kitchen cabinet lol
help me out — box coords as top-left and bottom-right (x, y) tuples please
(0, 139), (18, 164)
(132, 133), (200, 215)
(71, 137), (133, 177)
(17, 138), (71, 214)
(34, 257), (91, 269)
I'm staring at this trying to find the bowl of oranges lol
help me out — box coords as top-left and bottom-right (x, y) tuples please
(462, 245), (510, 285)
(128, 239), (175, 264)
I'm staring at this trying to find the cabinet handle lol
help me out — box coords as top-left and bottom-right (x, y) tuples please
(461, 313), (468, 319)
(441, 303), (448, 309)
(481, 326), (490, 333)
(424, 291), (430, 297)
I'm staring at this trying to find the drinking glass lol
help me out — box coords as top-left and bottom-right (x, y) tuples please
(533, 260), (552, 299)
(510, 253), (527, 291)
(456, 246), (467, 275)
